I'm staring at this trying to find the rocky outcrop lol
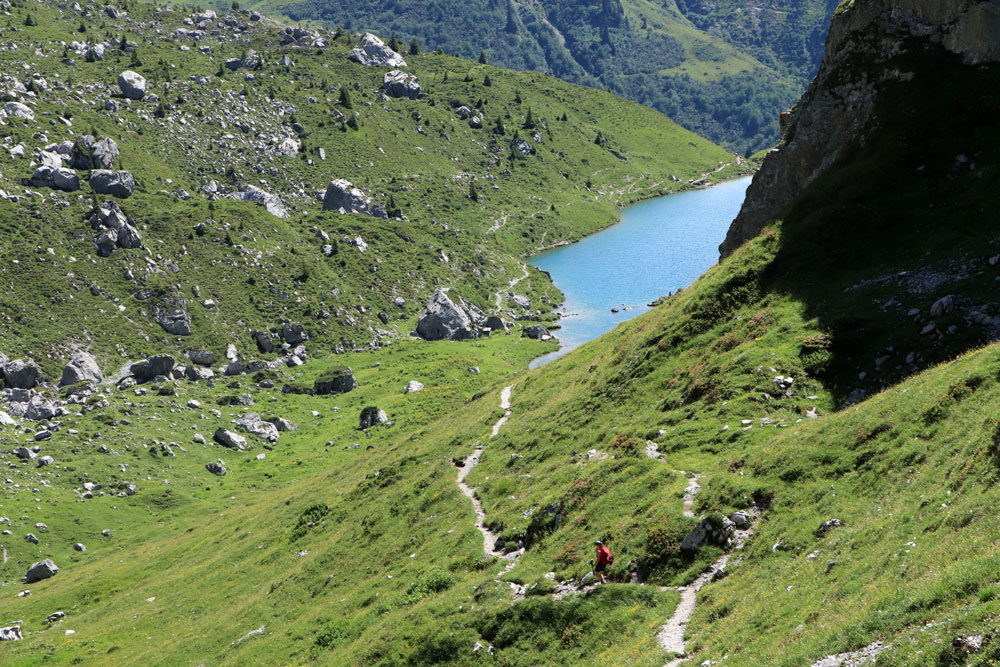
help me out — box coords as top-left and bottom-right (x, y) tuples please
(382, 70), (420, 99)
(349, 33), (407, 67)
(720, 0), (1000, 258)
(89, 201), (143, 256)
(680, 516), (735, 552)
(230, 185), (288, 218)
(155, 299), (192, 335)
(415, 289), (478, 341)
(322, 179), (383, 216)
(314, 367), (357, 395)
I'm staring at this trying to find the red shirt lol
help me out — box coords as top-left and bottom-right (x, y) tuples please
(596, 545), (611, 565)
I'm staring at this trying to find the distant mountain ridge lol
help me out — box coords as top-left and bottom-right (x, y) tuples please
(247, 0), (839, 154)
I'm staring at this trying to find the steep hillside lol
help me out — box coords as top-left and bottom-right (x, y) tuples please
(247, 0), (838, 154)
(3, 0), (999, 666)
(0, 0), (739, 379)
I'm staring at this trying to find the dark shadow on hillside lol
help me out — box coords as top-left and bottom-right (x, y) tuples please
(758, 44), (1000, 406)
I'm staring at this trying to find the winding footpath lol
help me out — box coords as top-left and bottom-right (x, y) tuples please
(646, 443), (759, 666)
(494, 265), (530, 310)
(456, 385), (520, 561)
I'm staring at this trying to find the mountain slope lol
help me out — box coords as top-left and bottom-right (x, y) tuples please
(3, 1), (1000, 666)
(0, 0), (740, 379)
(248, 0), (838, 154)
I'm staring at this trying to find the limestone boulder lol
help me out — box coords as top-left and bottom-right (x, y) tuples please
(23, 559), (58, 583)
(4, 359), (41, 389)
(213, 428), (248, 450)
(349, 33), (407, 67)
(314, 367), (357, 395)
(416, 289), (477, 341)
(322, 179), (372, 215)
(382, 70), (420, 99)
(117, 70), (146, 100)
(89, 170), (135, 198)
(359, 406), (389, 429)
(230, 185), (288, 218)
(59, 352), (102, 386)
(236, 412), (279, 442)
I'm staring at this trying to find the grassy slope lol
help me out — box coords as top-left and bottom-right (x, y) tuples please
(0, 0), (741, 378)
(4, 5), (1000, 667)
(242, 0), (813, 153)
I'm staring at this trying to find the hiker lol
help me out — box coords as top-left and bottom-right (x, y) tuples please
(593, 540), (613, 583)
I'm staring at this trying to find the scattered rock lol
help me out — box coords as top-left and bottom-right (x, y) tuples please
(382, 70), (420, 99)
(23, 559), (59, 583)
(280, 322), (308, 345)
(314, 367), (357, 395)
(117, 70), (147, 100)
(404, 380), (424, 394)
(359, 406), (389, 429)
(236, 413), (279, 442)
(154, 300), (192, 336)
(268, 417), (297, 431)
(89, 170), (135, 198)
(816, 518), (842, 536)
(213, 428), (248, 450)
(930, 294), (955, 317)
(59, 351), (102, 386)
(416, 289), (478, 340)
(13, 447), (37, 461)
(206, 460), (227, 476)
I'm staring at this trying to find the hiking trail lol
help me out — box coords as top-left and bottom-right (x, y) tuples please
(646, 440), (759, 666)
(455, 386), (524, 598)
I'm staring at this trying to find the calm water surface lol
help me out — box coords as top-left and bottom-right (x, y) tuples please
(529, 176), (752, 369)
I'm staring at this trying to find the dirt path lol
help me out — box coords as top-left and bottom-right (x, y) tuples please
(487, 212), (508, 234)
(644, 441), (758, 666)
(680, 474), (703, 518)
(455, 386), (520, 561)
(658, 518), (757, 666)
(494, 265), (529, 310)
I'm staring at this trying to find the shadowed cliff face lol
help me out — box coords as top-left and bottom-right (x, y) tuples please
(719, 0), (1000, 258)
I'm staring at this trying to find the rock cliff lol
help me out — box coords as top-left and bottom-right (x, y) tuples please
(720, 0), (1000, 258)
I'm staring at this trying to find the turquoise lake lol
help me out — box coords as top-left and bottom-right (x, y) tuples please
(529, 176), (753, 369)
